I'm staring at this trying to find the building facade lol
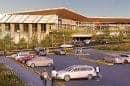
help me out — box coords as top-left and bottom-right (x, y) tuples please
(0, 8), (130, 43)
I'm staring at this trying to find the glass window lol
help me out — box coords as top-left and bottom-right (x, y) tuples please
(86, 67), (93, 71)
(32, 24), (37, 32)
(41, 24), (46, 32)
(5, 23), (10, 31)
(73, 68), (80, 72)
(120, 54), (129, 57)
(15, 24), (20, 32)
(23, 24), (28, 32)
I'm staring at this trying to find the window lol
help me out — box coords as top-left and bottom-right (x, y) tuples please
(73, 68), (80, 72)
(23, 24), (28, 32)
(41, 24), (46, 32)
(120, 54), (129, 57)
(5, 23), (10, 31)
(15, 24), (20, 32)
(32, 24), (37, 32)
(85, 67), (93, 71)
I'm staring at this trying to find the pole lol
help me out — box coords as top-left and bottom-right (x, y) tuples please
(63, 34), (65, 45)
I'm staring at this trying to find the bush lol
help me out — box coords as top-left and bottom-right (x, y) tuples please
(0, 63), (25, 86)
(95, 43), (130, 51)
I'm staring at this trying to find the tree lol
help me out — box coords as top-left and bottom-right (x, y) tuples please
(17, 38), (27, 49)
(3, 34), (14, 50)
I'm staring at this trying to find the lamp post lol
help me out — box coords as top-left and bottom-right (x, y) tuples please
(17, 30), (20, 49)
(63, 34), (65, 45)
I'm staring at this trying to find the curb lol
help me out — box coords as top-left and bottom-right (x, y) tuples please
(79, 57), (114, 66)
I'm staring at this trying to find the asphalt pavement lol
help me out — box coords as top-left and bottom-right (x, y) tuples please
(1, 48), (130, 86)
(0, 57), (44, 86)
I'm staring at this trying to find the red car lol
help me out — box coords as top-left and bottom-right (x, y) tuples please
(17, 55), (34, 63)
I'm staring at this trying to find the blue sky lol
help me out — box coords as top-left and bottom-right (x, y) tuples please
(0, 0), (130, 17)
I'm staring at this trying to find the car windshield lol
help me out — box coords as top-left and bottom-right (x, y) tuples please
(18, 52), (29, 56)
(120, 54), (129, 57)
(64, 66), (73, 71)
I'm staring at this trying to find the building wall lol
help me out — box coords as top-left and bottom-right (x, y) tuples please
(0, 23), (51, 43)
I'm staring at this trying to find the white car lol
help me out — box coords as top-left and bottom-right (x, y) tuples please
(104, 54), (130, 64)
(26, 56), (53, 67)
(15, 52), (30, 60)
(60, 44), (73, 48)
(51, 65), (97, 81)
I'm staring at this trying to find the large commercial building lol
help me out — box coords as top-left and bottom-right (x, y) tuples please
(0, 8), (130, 43)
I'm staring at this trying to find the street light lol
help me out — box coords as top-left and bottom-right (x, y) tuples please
(17, 30), (20, 42)
(63, 34), (65, 45)
(17, 30), (20, 49)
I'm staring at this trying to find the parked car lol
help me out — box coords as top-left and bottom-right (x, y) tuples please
(0, 51), (5, 56)
(51, 65), (97, 81)
(54, 48), (66, 55)
(104, 54), (130, 64)
(73, 41), (86, 47)
(26, 56), (53, 67)
(34, 47), (47, 56)
(17, 55), (34, 63)
(15, 51), (30, 60)
(60, 44), (73, 48)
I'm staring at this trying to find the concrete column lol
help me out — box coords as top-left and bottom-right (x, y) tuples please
(37, 24), (41, 42)
(19, 24), (24, 38)
(46, 24), (50, 35)
(10, 24), (15, 38)
(28, 24), (33, 42)
(1, 24), (5, 32)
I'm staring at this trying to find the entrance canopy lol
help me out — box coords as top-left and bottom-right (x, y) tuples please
(72, 34), (92, 38)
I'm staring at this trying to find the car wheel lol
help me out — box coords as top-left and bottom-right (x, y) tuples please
(124, 60), (128, 64)
(22, 60), (26, 64)
(30, 63), (35, 67)
(88, 74), (93, 80)
(64, 75), (70, 81)
(48, 63), (52, 67)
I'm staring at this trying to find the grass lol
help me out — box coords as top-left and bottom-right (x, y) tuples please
(95, 43), (130, 51)
(0, 63), (25, 86)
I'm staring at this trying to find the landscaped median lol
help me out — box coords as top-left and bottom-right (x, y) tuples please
(0, 63), (25, 86)
(78, 56), (114, 66)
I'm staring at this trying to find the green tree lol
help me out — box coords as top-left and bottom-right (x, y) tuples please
(3, 34), (14, 50)
(17, 38), (27, 49)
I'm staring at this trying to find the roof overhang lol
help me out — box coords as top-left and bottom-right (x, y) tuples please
(86, 17), (130, 24)
(13, 8), (87, 22)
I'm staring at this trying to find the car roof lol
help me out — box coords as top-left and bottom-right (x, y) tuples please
(69, 65), (93, 68)
(31, 56), (51, 60)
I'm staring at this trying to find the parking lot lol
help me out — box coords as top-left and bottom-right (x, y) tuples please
(22, 48), (130, 86)
(1, 48), (130, 86)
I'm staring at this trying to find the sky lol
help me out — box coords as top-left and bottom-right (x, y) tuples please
(0, 0), (130, 17)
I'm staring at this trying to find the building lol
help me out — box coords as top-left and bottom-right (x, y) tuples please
(0, 8), (130, 43)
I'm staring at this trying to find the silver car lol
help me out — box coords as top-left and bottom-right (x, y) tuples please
(104, 54), (130, 64)
(51, 65), (97, 81)
(15, 52), (30, 60)
(26, 56), (53, 67)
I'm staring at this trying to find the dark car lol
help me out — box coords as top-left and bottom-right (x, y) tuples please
(34, 47), (47, 56)
(73, 41), (86, 47)
(54, 48), (66, 55)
